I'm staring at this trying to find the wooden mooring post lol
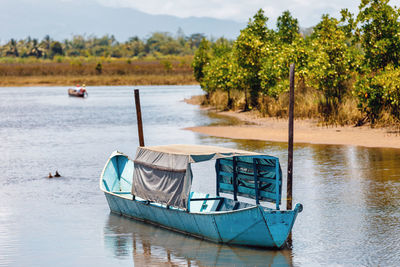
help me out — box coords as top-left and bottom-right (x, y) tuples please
(287, 63), (295, 211)
(134, 89), (145, 147)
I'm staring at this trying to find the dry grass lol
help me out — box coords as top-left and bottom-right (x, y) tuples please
(202, 89), (248, 110)
(0, 61), (192, 75)
(371, 109), (400, 129)
(0, 56), (195, 86)
(0, 74), (197, 87)
(200, 86), (367, 126)
(258, 87), (322, 119)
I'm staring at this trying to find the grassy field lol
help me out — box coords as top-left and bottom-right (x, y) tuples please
(0, 56), (197, 86)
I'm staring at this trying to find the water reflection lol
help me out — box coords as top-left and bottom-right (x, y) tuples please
(196, 135), (288, 155)
(104, 213), (293, 266)
(1, 85), (400, 266)
(190, 134), (400, 265)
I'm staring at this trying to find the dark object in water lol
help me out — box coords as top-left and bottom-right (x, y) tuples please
(68, 88), (88, 97)
(48, 172), (53, 178)
(54, 170), (61, 177)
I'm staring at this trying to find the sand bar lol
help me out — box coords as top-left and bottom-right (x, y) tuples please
(186, 110), (400, 149)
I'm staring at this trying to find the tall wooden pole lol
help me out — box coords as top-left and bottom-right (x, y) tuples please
(287, 63), (295, 210)
(134, 89), (145, 147)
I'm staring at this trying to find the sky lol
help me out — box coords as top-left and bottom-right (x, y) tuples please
(95, 0), (400, 27)
(7, 0), (400, 28)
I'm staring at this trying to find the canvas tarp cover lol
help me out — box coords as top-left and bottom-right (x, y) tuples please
(131, 145), (256, 210)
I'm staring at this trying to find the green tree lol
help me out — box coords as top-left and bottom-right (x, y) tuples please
(345, 0), (400, 124)
(146, 32), (178, 54)
(201, 52), (239, 109)
(50, 41), (63, 58)
(211, 37), (232, 57)
(39, 35), (52, 58)
(5, 39), (19, 57)
(28, 39), (42, 58)
(276, 10), (299, 44)
(192, 38), (211, 84)
(127, 36), (145, 57)
(355, 0), (400, 70)
(259, 37), (309, 98)
(234, 9), (272, 109)
(307, 15), (354, 116)
(188, 33), (206, 49)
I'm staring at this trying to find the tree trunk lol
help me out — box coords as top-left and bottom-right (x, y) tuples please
(250, 84), (259, 109)
(243, 88), (250, 111)
(227, 89), (233, 109)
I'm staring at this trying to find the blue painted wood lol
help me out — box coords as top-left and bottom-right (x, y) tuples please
(215, 160), (220, 197)
(220, 180), (278, 201)
(253, 158), (260, 205)
(100, 151), (302, 249)
(275, 158), (281, 210)
(233, 157), (238, 201)
(220, 158), (277, 172)
(236, 186), (277, 201)
(219, 170), (277, 185)
(103, 191), (302, 248)
(216, 155), (282, 205)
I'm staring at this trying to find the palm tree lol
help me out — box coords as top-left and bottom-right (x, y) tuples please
(6, 39), (19, 57)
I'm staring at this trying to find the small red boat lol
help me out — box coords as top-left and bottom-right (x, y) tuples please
(68, 86), (88, 97)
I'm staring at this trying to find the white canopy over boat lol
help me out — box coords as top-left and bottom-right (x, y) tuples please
(131, 144), (258, 210)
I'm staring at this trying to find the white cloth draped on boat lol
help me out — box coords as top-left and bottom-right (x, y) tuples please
(131, 144), (257, 210)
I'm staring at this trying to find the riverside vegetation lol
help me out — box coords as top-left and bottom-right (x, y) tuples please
(192, 0), (400, 127)
(0, 56), (195, 86)
(0, 32), (204, 86)
(2, 0), (399, 127)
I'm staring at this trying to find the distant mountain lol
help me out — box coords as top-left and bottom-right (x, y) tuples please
(300, 26), (314, 37)
(0, 1), (245, 42)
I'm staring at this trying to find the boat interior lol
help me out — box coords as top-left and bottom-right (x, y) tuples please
(101, 152), (280, 213)
(102, 178), (254, 213)
(101, 169), (254, 213)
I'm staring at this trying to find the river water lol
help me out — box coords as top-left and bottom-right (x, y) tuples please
(0, 85), (399, 266)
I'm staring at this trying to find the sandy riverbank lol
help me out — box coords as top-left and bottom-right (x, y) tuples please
(186, 108), (400, 149)
(0, 74), (197, 87)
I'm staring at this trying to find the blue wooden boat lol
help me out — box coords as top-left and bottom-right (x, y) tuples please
(100, 144), (302, 249)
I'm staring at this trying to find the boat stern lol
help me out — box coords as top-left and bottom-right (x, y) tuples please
(99, 151), (133, 194)
(260, 203), (303, 248)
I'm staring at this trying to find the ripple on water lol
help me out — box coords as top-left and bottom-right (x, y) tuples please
(1, 86), (400, 266)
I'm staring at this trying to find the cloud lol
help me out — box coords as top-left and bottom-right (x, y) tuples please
(17, 0), (400, 27)
(95, 0), (364, 27)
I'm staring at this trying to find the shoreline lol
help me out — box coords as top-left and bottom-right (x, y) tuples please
(0, 74), (197, 87)
(185, 103), (400, 149)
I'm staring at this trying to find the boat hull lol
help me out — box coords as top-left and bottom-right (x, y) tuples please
(104, 191), (302, 248)
(68, 88), (87, 97)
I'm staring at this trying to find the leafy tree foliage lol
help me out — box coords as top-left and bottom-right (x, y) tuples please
(276, 10), (299, 44)
(50, 41), (63, 58)
(259, 37), (309, 98)
(307, 15), (354, 115)
(235, 9), (272, 109)
(192, 38), (211, 83)
(354, 65), (400, 123)
(195, 2), (400, 125)
(349, 0), (400, 123)
(0, 32), (208, 59)
(5, 39), (19, 57)
(355, 0), (400, 70)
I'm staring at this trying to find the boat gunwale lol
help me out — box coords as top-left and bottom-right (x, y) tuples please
(99, 150), (295, 215)
(101, 189), (298, 217)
